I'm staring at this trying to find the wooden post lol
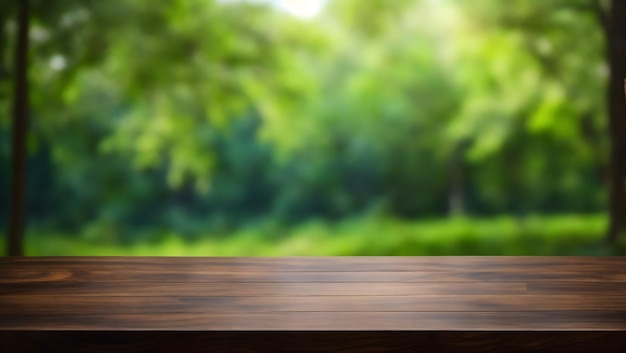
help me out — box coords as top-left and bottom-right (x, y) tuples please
(607, 0), (626, 245)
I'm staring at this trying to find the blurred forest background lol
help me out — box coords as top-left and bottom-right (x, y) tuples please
(2, 0), (625, 255)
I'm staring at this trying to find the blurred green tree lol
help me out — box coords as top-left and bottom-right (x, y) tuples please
(1, 0), (620, 252)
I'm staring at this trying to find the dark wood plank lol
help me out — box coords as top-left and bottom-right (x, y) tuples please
(3, 294), (626, 314)
(2, 256), (625, 272)
(3, 311), (626, 331)
(2, 257), (624, 287)
(3, 257), (626, 352)
(526, 281), (626, 294)
(2, 257), (626, 334)
(1, 269), (625, 283)
(0, 281), (529, 296)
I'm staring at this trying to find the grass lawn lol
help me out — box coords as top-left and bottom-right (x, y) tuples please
(2, 214), (623, 256)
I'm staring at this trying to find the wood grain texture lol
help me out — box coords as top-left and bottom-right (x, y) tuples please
(0, 281), (529, 296)
(2, 256), (625, 271)
(3, 295), (626, 314)
(1, 269), (624, 283)
(2, 257), (626, 351)
(3, 311), (626, 331)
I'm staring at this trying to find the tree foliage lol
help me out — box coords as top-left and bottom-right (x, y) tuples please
(0, 0), (611, 242)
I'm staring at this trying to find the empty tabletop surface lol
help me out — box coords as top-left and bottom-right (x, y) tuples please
(1, 256), (626, 331)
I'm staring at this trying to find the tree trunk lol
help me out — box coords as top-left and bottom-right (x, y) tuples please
(7, 0), (30, 256)
(607, 0), (626, 245)
(448, 145), (464, 217)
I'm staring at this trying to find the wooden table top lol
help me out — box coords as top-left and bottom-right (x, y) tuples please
(1, 256), (626, 331)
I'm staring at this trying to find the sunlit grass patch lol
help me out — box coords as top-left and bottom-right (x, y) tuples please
(1, 213), (616, 256)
